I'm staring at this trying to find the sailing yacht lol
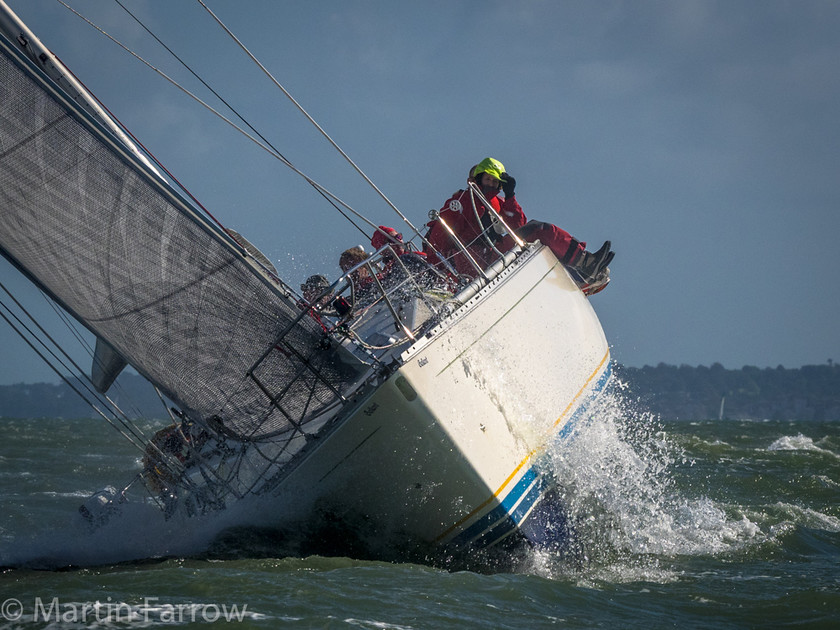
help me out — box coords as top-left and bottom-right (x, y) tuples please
(0, 1), (612, 552)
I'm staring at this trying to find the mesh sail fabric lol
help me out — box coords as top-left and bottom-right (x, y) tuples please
(0, 40), (359, 439)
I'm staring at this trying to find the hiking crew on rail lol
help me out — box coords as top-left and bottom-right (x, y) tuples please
(424, 157), (613, 289)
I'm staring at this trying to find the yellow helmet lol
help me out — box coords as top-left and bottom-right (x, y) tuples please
(472, 157), (506, 182)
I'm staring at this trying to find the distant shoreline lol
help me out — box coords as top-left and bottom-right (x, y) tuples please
(616, 362), (840, 421)
(2, 363), (839, 421)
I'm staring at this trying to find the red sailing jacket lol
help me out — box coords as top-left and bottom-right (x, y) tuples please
(425, 187), (525, 277)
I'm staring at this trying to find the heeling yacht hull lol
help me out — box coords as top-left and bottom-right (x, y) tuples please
(263, 245), (611, 549)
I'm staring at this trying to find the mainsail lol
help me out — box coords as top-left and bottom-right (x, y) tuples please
(0, 26), (362, 440)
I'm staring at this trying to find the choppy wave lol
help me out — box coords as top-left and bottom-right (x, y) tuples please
(1, 379), (838, 586)
(765, 503), (840, 533)
(767, 434), (839, 457)
(815, 474), (840, 489)
(2, 383), (838, 630)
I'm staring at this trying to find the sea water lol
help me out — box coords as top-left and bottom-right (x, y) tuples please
(0, 378), (838, 628)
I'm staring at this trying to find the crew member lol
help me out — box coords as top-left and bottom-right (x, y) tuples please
(426, 157), (613, 286)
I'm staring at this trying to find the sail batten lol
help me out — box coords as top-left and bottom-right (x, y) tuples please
(0, 32), (362, 439)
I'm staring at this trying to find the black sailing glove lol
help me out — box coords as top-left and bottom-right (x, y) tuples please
(501, 172), (516, 198)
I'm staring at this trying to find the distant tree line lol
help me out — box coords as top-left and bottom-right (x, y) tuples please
(617, 362), (840, 421)
(0, 373), (168, 420)
(1, 364), (839, 421)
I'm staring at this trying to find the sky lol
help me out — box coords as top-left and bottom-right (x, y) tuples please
(1, 0), (839, 385)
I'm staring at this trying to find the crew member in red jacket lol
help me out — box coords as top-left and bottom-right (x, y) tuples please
(425, 158), (523, 276)
(425, 157), (613, 286)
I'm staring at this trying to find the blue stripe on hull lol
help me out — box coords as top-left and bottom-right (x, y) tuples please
(449, 361), (612, 549)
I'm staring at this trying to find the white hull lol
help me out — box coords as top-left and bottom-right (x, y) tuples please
(261, 246), (610, 548)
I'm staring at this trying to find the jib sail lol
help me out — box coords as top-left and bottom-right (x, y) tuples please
(0, 28), (363, 440)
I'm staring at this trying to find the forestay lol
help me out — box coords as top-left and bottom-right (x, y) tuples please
(0, 31), (363, 440)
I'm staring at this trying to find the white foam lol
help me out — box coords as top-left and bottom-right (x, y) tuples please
(35, 490), (91, 499)
(545, 382), (764, 565)
(767, 434), (838, 457)
(769, 502), (840, 533)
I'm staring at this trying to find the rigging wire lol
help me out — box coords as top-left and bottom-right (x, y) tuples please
(0, 285), (194, 488)
(195, 1), (417, 233)
(0, 286), (149, 454)
(194, 0), (453, 267)
(0, 287), (148, 447)
(43, 293), (149, 422)
(53, 0), (377, 241)
(111, 0), (370, 241)
(55, 0), (458, 276)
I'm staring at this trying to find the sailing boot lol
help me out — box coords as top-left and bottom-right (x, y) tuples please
(574, 241), (614, 283)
